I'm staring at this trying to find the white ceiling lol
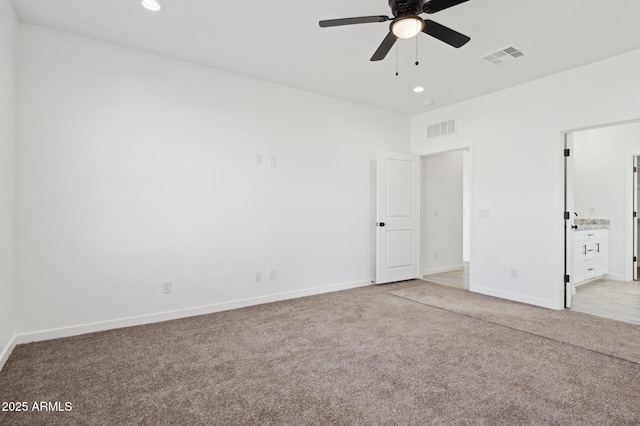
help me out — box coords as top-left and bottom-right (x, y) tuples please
(10, 0), (640, 116)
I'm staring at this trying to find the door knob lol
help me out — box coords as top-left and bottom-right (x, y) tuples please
(377, 222), (386, 227)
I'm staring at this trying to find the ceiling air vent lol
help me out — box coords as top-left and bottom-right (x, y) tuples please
(481, 46), (525, 65)
(427, 119), (456, 139)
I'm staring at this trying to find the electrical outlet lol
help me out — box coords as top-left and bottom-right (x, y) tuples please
(510, 268), (518, 279)
(162, 281), (172, 294)
(270, 269), (277, 280)
(255, 272), (262, 283)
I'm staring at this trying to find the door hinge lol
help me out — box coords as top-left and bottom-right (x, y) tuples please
(564, 275), (570, 283)
(564, 149), (570, 157)
(634, 166), (637, 173)
(634, 212), (637, 218)
(634, 256), (637, 263)
(564, 211), (570, 220)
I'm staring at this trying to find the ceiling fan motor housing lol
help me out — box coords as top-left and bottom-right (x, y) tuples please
(388, 0), (426, 17)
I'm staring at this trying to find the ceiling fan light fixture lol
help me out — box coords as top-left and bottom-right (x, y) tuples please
(141, 0), (164, 12)
(391, 16), (424, 39)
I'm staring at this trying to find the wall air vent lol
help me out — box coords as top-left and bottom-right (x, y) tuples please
(481, 46), (525, 65)
(427, 119), (456, 139)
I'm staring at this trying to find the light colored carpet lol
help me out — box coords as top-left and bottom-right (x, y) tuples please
(391, 280), (640, 364)
(1, 280), (639, 425)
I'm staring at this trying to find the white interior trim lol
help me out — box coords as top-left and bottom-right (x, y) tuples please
(0, 335), (17, 371)
(11, 279), (371, 347)
(422, 264), (464, 276)
(604, 273), (627, 282)
(625, 153), (640, 282)
(473, 286), (557, 310)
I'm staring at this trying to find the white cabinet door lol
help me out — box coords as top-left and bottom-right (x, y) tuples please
(572, 230), (585, 285)
(595, 231), (608, 276)
(573, 243), (586, 284)
(584, 259), (596, 279)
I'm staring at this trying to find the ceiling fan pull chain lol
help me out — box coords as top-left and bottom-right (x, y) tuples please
(415, 36), (419, 66)
(395, 44), (399, 76)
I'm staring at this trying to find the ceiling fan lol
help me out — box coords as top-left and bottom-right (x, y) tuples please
(319, 0), (471, 61)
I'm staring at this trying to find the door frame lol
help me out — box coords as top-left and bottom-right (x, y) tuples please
(564, 133), (575, 308)
(634, 156), (638, 281)
(562, 119), (640, 306)
(417, 145), (475, 291)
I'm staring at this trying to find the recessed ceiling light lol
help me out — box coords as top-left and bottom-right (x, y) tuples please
(413, 86), (425, 93)
(141, 0), (163, 12)
(424, 99), (433, 106)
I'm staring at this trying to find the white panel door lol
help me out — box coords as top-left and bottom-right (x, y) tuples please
(376, 151), (421, 284)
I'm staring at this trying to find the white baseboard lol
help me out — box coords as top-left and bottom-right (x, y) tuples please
(576, 273), (627, 287)
(470, 285), (560, 310)
(423, 264), (464, 276)
(604, 273), (626, 281)
(0, 335), (17, 372)
(12, 279), (372, 347)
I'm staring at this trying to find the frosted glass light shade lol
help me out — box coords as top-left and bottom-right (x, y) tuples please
(141, 0), (163, 12)
(392, 17), (424, 39)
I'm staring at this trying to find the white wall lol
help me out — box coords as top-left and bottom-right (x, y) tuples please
(422, 151), (463, 274)
(573, 122), (640, 281)
(0, 0), (17, 367)
(411, 48), (640, 309)
(16, 25), (410, 337)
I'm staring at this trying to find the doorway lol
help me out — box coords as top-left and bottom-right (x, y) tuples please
(421, 149), (471, 290)
(564, 121), (640, 324)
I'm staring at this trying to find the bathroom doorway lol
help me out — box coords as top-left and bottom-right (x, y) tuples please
(564, 121), (640, 323)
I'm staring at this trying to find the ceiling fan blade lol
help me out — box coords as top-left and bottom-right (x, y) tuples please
(423, 0), (469, 14)
(422, 20), (470, 48)
(370, 32), (398, 61)
(319, 16), (390, 28)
